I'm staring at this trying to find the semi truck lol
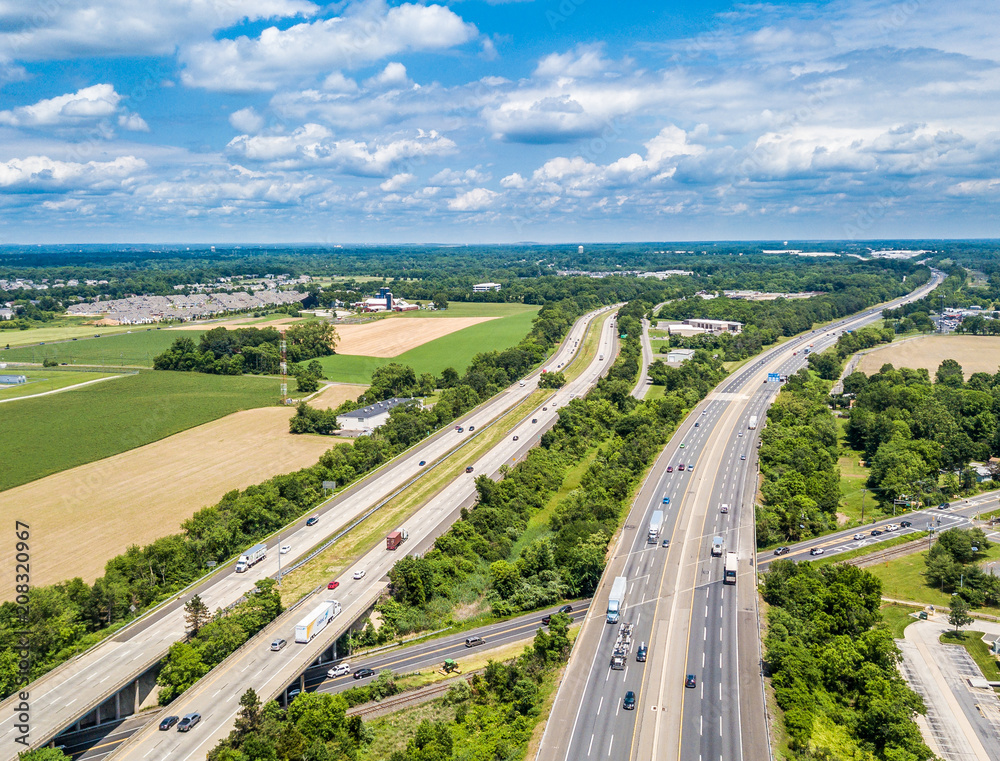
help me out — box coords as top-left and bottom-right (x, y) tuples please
(647, 510), (664, 543)
(294, 599), (342, 643)
(610, 622), (633, 669)
(711, 536), (725, 557)
(235, 543), (267, 573)
(724, 552), (738, 585)
(607, 576), (627, 623)
(386, 529), (409, 550)
(748, 415), (758, 430)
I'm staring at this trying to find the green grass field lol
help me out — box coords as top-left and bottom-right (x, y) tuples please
(396, 302), (538, 319)
(0, 371), (278, 490)
(0, 327), (190, 367)
(0, 370), (121, 400)
(881, 602), (923, 638)
(0, 316), (139, 348)
(317, 307), (540, 383)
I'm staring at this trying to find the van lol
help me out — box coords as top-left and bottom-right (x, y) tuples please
(327, 662), (351, 677)
(465, 636), (486, 648)
(519, 381), (525, 387)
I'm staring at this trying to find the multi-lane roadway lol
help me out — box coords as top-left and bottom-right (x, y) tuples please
(1, 305), (618, 759)
(538, 269), (945, 761)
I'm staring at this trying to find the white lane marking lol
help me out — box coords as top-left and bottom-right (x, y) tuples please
(597, 696), (603, 715)
(588, 734), (594, 756)
(700, 716), (703, 736)
(608, 734), (614, 757)
(703, 627), (707, 641)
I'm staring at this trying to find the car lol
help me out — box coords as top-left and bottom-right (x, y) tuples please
(853, 533), (865, 541)
(900, 520), (913, 528)
(809, 547), (824, 556)
(532, 418), (538, 423)
(457, 426), (464, 433)
(327, 580), (340, 590)
(306, 516), (319, 526)
(328, 663), (351, 677)
(513, 435), (519, 441)
(636, 643), (647, 662)
(679, 443), (686, 448)
(685, 674), (697, 688)
(541, 614), (554, 625)
(678, 464), (685, 471)
(740, 454), (746, 460)
(702, 410), (707, 415)
(687, 464), (694, 472)
(870, 529), (883, 536)
(885, 524), (899, 532)
(542, 407), (548, 411)
(938, 502), (950, 509)
(663, 497), (670, 505)
(353, 570), (366, 580)
(720, 504), (729, 514)
(558, 604), (573, 614)
(773, 546), (790, 556)
(177, 713), (201, 732)
(418, 460), (426, 466)
(353, 668), (377, 680)
(519, 380), (526, 387)
(695, 422), (700, 427)
(159, 716), (179, 731)
(465, 465), (474, 473)
(623, 690), (636, 710)
(455, 425), (462, 431)
(280, 544), (291, 554)
(287, 688), (301, 702)
(465, 636), (486, 647)
(469, 425), (475, 431)
(271, 638), (287, 651)
(666, 466), (673, 473)
(738, 432), (744, 437)
(662, 538), (670, 547)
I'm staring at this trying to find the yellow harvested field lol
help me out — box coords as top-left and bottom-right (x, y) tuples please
(170, 317), (303, 331)
(334, 316), (499, 357)
(856, 335), (1000, 378)
(308, 382), (367, 409)
(0, 407), (339, 594)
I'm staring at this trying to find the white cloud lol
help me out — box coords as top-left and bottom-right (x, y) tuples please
(500, 173), (525, 189)
(118, 113), (150, 132)
(180, 1), (477, 92)
(380, 172), (414, 191)
(429, 168), (490, 186)
(0, 155), (147, 190)
(535, 45), (613, 79)
(0, 0), (318, 60)
(367, 62), (409, 89)
(0, 84), (121, 128)
(447, 187), (498, 211)
(229, 107), (266, 134)
(226, 123), (457, 175)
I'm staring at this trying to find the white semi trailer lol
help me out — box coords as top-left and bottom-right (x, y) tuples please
(235, 543), (267, 573)
(294, 600), (342, 643)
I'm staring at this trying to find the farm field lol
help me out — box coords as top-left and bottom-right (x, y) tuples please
(316, 306), (540, 383)
(395, 302), (538, 318)
(308, 382), (367, 409)
(0, 371), (278, 490)
(334, 317), (499, 357)
(0, 318), (137, 348)
(0, 327), (187, 367)
(0, 406), (340, 593)
(170, 315), (304, 331)
(856, 335), (1000, 378)
(0, 369), (121, 401)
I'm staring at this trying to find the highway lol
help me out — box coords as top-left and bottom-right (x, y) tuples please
(537, 269), (945, 761)
(1, 304), (618, 758)
(108, 309), (623, 760)
(59, 601), (591, 761)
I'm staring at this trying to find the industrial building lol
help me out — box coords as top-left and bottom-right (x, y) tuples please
(336, 397), (420, 432)
(666, 348), (696, 363)
(681, 318), (743, 334)
(472, 282), (502, 293)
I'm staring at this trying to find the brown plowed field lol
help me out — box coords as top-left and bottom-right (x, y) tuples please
(0, 403), (351, 594)
(308, 382), (367, 408)
(334, 317), (498, 357)
(170, 317), (303, 331)
(856, 335), (1000, 378)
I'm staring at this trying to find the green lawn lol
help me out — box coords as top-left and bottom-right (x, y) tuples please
(880, 602), (923, 638)
(941, 630), (1000, 681)
(0, 316), (139, 348)
(0, 370), (121, 400)
(0, 371), (278, 490)
(645, 384), (666, 400)
(317, 307), (540, 384)
(0, 327), (191, 367)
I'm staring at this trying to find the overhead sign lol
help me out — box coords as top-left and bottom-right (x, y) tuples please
(768, 373), (780, 383)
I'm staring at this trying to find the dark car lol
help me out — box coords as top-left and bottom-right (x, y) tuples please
(465, 466), (474, 473)
(159, 716), (179, 731)
(938, 503), (950, 509)
(695, 422), (700, 427)
(177, 713), (201, 732)
(532, 418), (538, 423)
(773, 546), (790, 556)
(871, 529), (883, 536)
(662, 538), (670, 547)
(513, 435), (519, 441)
(558, 604), (573, 614)
(623, 690), (636, 710)
(541, 615), (552, 625)
(306, 516), (319, 526)
(636, 643), (647, 662)
(327, 580), (340, 590)
(418, 460), (426, 466)
(678, 464), (685, 472)
(685, 674), (697, 688)
(469, 425), (475, 431)
(900, 520), (912, 528)
(353, 668), (377, 680)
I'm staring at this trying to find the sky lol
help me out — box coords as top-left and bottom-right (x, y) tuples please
(0, 0), (998, 244)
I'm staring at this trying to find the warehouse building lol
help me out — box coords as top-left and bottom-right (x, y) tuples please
(682, 318), (743, 334)
(472, 282), (502, 292)
(336, 397), (420, 432)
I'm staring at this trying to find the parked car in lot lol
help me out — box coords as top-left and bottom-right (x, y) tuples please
(328, 663), (351, 677)
(327, 580), (340, 590)
(177, 713), (201, 732)
(773, 546), (790, 556)
(271, 638), (287, 651)
(623, 691), (636, 710)
(353, 570), (366, 580)
(353, 668), (376, 680)
(306, 516), (319, 526)
(159, 716), (179, 731)
(809, 547), (824, 556)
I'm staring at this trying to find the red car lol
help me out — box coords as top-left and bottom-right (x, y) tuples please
(327, 580), (340, 590)
(678, 464), (685, 472)
(666, 466), (673, 473)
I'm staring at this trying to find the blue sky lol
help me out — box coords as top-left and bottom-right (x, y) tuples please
(0, 0), (998, 243)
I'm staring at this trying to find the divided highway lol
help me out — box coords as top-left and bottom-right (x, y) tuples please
(538, 270), (944, 761)
(1, 305), (617, 759)
(107, 310), (623, 760)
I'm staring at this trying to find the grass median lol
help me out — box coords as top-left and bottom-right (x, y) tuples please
(564, 310), (613, 383)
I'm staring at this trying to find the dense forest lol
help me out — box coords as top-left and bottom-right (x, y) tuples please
(762, 561), (932, 760)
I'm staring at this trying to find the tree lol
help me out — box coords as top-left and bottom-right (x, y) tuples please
(232, 688), (262, 742)
(432, 293), (449, 310)
(949, 595), (973, 634)
(184, 594), (210, 636)
(296, 374), (320, 393)
(539, 370), (567, 389)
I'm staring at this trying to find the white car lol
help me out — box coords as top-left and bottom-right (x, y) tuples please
(279, 545), (291, 554)
(853, 533), (865, 541)
(327, 663), (351, 678)
(353, 570), (366, 580)
(884, 524), (899, 532)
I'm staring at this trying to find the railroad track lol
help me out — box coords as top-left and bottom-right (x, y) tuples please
(346, 673), (476, 720)
(847, 537), (930, 568)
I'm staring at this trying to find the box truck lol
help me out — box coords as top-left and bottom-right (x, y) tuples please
(748, 415), (758, 430)
(724, 552), (738, 585)
(647, 510), (664, 543)
(607, 576), (627, 623)
(294, 599), (342, 643)
(386, 529), (409, 550)
(235, 543), (267, 573)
